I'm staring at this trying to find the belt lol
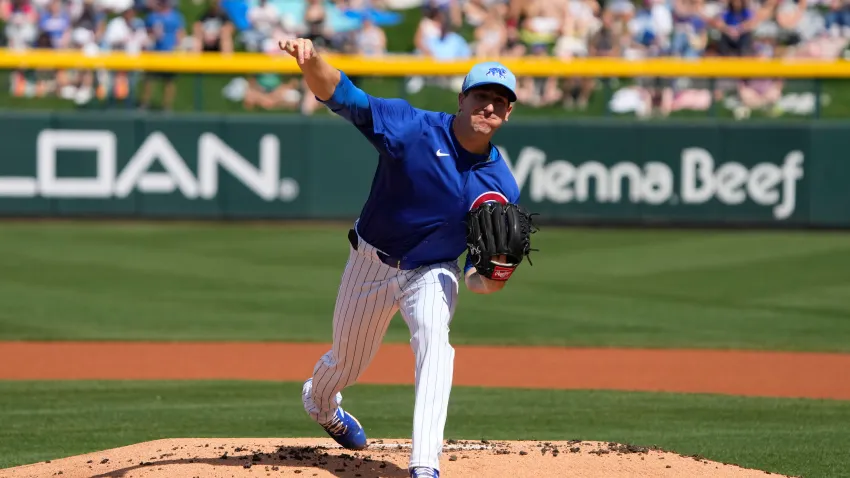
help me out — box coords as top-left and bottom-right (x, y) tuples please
(348, 228), (416, 270)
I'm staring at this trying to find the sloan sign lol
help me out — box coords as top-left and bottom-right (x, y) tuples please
(0, 129), (300, 201)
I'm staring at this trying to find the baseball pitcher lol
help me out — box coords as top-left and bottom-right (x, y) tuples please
(280, 37), (538, 478)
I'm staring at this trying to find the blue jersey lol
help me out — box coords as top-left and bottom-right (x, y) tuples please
(146, 9), (185, 51)
(320, 71), (520, 274)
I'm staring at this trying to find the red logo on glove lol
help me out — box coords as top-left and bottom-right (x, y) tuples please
(491, 265), (515, 281)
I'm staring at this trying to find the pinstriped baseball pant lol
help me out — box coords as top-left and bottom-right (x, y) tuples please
(304, 228), (460, 471)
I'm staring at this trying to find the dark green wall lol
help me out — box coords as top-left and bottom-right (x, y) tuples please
(0, 112), (844, 226)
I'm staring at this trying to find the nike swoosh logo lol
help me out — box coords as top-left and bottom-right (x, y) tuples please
(436, 149), (450, 157)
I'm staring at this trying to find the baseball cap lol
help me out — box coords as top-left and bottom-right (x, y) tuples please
(461, 61), (517, 103)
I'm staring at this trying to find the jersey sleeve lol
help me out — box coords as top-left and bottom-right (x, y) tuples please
(507, 183), (521, 204)
(319, 70), (417, 159)
(463, 253), (475, 275)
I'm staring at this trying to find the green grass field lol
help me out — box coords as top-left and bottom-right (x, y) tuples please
(1, 223), (849, 350)
(1, 222), (849, 476)
(2, 381), (850, 477)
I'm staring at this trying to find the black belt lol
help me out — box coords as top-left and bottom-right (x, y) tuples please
(348, 228), (416, 270)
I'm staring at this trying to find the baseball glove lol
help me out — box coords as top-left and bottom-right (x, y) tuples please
(466, 202), (539, 281)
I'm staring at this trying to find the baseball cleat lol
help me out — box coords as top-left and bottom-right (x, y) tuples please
(321, 407), (368, 450)
(410, 467), (440, 478)
(301, 378), (366, 450)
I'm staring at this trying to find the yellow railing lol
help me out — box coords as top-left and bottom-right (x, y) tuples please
(1, 49), (850, 78)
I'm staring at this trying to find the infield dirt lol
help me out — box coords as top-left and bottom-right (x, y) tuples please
(1, 438), (792, 478)
(3, 341), (850, 399)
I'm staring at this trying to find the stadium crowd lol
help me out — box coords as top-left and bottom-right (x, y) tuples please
(0, 0), (847, 116)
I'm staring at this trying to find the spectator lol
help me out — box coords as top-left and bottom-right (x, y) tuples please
(735, 41), (783, 116)
(662, 81), (713, 116)
(354, 16), (387, 56)
(554, 0), (598, 109)
(101, 6), (149, 103)
(776, 0), (850, 60)
(464, 0), (507, 26)
(554, 0), (599, 59)
(32, 1), (76, 99)
(604, 0), (637, 28)
(506, 0), (526, 26)
(304, 0), (332, 49)
(590, 9), (622, 57)
(463, 0), (488, 26)
(627, 0), (673, 57)
(5, 30), (59, 97)
(825, 0), (850, 37)
(243, 0), (279, 52)
(515, 44), (563, 107)
(414, 6), (443, 55)
(772, 0), (819, 48)
(610, 76), (712, 117)
(473, 8), (507, 57)
(671, 0), (709, 58)
(407, 18), (470, 94)
(243, 73), (301, 111)
(424, 17), (471, 59)
(515, 0), (564, 107)
(103, 5), (149, 53)
(425, 0), (462, 27)
(566, 11), (620, 110)
(519, 0), (562, 50)
(713, 0), (759, 56)
(70, 0), (105, 49)
(2, 0), (37, 98)
(67, 0), (105, 105)
(135, 0), (177, 14)
(502, 20), (527, 56)
(1, 0), (38, 50)
(140, 0), (186, 110)
(39, 0), (72, 49)
(193, 0), (233, 53)
(736, 76), (783, 113)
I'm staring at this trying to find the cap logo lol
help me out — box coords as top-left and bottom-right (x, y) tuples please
(486, 67), (507, 79)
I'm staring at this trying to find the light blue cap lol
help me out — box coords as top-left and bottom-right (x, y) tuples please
(461, 61), (517, 103)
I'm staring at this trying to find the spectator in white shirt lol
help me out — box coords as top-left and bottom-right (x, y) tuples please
(1, 0), (38, 50)
(414, 6), (443, 55)
(100, 7), (149, 104)
(243, 0), (279, 51)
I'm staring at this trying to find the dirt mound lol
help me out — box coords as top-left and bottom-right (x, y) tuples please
(2, 438), (789, 478)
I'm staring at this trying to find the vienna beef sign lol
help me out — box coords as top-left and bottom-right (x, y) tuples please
(0, 129), (300, 201)
(498, 145), (805, 220)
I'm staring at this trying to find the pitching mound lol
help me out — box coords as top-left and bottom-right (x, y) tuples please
(3, 438), (789, 478)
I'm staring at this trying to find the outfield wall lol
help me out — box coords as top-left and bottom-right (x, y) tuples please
(0, 111), (848, 227)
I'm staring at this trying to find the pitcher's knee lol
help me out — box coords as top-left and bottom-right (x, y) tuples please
(410, 324), (452, 354)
